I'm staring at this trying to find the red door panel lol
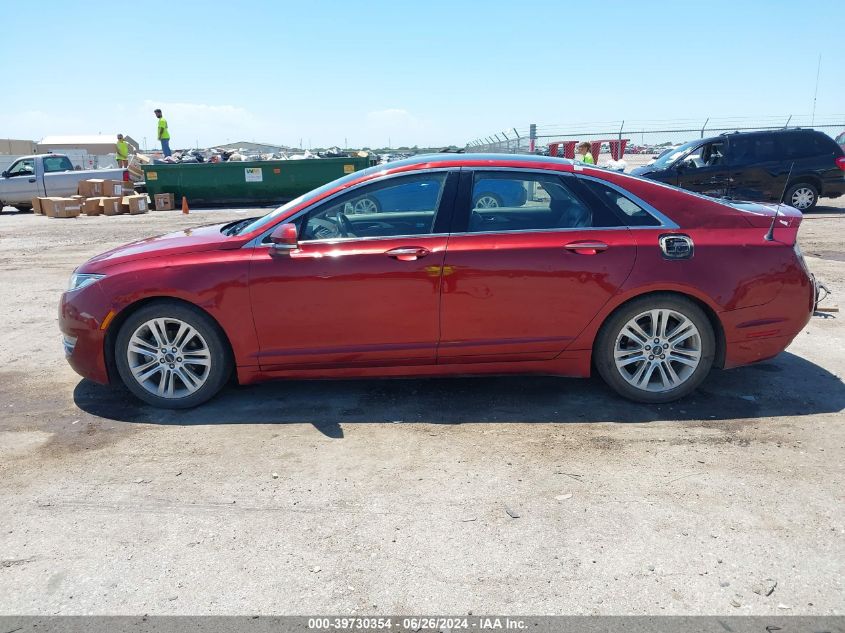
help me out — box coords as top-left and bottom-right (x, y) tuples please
(249, 237), (447, 370)
(438, 229), (637, 361)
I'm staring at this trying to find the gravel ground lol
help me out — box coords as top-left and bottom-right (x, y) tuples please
(0, 197), (842, 616)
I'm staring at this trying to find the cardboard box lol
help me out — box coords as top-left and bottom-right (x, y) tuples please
(103, 180), (132, 197)
(83, 197), (107, 216)
(31, 197), (43, 214)
(101, 197), (123, 216)
(78, 179), (105, 197)
(40, 197), (62, 218)
(41, 197), (81, 218)
(153, 193), (175, 211)
(121, 194), (149, 215)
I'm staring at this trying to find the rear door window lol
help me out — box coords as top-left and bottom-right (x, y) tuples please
(465, 172), (623, 233)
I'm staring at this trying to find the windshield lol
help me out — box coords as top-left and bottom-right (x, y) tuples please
(649, 140), (700, 170)
(234, 162), (386, 235)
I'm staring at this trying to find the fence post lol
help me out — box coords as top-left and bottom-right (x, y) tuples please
(784, 115), (792, 129)
(618, 120), (624, 157)
(700, 118), (709, 138)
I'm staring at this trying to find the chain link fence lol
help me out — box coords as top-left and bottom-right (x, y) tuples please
(467, 115), (845, 169)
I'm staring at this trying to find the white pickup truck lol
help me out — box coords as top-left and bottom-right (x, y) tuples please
(0, 154), (129, 212)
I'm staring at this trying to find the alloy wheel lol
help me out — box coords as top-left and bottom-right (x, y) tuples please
(126, 317), (212, 399)
(352, 198), (379, 213)
(613, 309), (702, 393)
(474, 195), (500, 209)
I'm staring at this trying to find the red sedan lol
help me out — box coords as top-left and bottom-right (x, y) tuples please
(59, 154), (816, 408)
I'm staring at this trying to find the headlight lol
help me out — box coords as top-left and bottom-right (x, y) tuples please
(68, 273), (105, 292)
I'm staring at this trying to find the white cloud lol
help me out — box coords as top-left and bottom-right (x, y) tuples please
(139, 100), (269, 148)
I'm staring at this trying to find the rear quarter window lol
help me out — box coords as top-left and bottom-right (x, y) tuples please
(778, 132), (831, 159)
(578, 179), (661, 227)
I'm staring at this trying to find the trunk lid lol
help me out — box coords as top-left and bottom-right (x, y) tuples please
(726, 201), (803, 243)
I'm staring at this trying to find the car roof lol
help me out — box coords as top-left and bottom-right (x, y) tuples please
(380, 152), (576, 172)
(714, 128), (822, 141)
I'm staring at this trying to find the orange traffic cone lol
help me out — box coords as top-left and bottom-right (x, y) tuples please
(181, 196), (189, 214)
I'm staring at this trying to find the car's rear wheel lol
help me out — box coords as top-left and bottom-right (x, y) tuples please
(594, 294), (715, 403)
(784, 182), (818, 211)
(114, 301), (231, 409)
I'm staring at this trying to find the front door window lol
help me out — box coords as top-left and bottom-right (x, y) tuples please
(300, 173), (448, 241)
(7, 159), (35, 177)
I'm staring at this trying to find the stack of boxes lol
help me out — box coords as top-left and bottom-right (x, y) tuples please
(31, 179), (153, 218)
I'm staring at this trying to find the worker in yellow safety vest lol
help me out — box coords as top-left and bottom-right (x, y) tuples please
(575, 141), (595, 164)
(116, 134), (129, 168)
(154, 108), (172, 157)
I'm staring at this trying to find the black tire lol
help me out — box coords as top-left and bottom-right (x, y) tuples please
(783, 182), (818, 211)
(594, 293), (715, 404)
(14, 206), (33, 213)
(114, 301), (232, 409)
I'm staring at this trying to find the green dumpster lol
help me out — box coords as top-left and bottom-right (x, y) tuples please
(141, 156), (373, 207)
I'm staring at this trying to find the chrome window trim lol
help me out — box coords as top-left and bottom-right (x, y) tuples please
(243, 168), (455, 249)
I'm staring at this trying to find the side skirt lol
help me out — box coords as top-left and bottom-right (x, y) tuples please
(235, 352), (592, 385)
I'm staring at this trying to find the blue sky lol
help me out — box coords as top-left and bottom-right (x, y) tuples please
(3, 0), (843, 149)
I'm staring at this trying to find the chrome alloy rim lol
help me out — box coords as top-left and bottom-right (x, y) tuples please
(474, 195), (500, 208)
(614, 309), (702, 393)
(349, 197), (379, 214)
(126, 318), (211, 399)
(790, 187), (815, 210)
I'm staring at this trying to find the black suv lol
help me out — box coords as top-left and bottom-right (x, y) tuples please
(630, 128), (845, 210)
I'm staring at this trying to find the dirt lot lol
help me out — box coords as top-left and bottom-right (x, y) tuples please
(0, 198), (843, 616)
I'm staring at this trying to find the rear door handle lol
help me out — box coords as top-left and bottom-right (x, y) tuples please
(385, 246), (430, 261)
(564, 241), (608, 255)
(28, 178), (36, 183)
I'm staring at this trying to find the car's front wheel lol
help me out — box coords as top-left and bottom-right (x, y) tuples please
(114, 301), (232, 408)
(784, 182), (818, 211)
(594, 294), (715, 403)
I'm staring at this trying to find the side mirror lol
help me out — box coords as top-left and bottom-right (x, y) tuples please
(1, 171), (7, 178)
(269, 223), (298, 255)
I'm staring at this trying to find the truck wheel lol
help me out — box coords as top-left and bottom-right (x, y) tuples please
(14, 206), (33, 213)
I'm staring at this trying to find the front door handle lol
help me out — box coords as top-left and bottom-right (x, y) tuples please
(28, 178), (36, 183)
(564, 241), (608, 255)
(385, 246), (430, 261)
